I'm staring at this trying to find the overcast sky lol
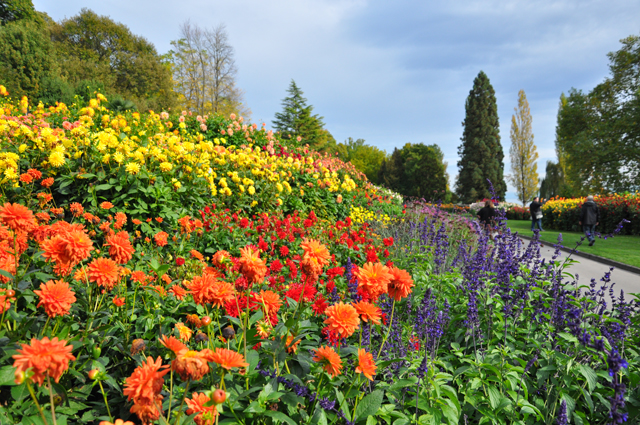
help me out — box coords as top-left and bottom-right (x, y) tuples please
(34, 0), (640, 202)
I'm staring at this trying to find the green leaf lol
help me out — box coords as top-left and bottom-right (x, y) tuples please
(0, 365), (17, 386)
(577, 364), (598, 392)
(0, 269), (13, 280)
(487, 385), (501, 410)
(95, 184), (112, 191)
(249, 310), (264, 327)
(264, 411), (297, 425)
(11, 383), (27, 401)
(355, 390), (383, 423)
(558, 332), (578, 344)
(366, 416), (378, 425)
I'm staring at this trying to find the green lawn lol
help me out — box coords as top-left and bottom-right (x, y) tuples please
(505, 220), (640, 268)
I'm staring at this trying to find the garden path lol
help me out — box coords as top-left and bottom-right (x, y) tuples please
(536, 243), (640, 300)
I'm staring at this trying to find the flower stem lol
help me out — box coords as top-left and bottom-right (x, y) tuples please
(97, 380), (113, 422)
(376, 300), (396, 359)
(46, 375), (57, 425)
(173, 380), (190, 424)
(27, 381), (48, 425)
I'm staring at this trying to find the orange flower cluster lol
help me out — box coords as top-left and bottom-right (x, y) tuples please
(355, 262), (392, 301)
(12, 337), (76, 385)
(313, 345), (342, 377)
(353, 301), (382, 325)
(324, 302), (360, 338)
(355, 348), (376, 381)
(88, 257), (120, 290)
(238, 246), (267, 284)
(0, 202), (36, 233)
(209, 347), (248, 370)
(172, 349), (215, 381)
(159, 335), (188, 356)
(387, 266), (414, 301)
(34, 280), (76, 317)
(256, 290), (282, 317)
(105, 231), (135, 264)
(186, 392), (218, 425)
(41, 224), (94, 275)
(154, 231), (168, 247)
(211, 250), (230, 267)
(300, 238), (331, 279)
(187, 273), (235, 307)
(123, 357), (169, 424)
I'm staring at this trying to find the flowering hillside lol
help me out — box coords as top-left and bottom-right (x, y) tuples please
(0, 89), (639, 425)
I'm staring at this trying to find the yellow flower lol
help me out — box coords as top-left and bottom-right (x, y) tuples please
(248, 186), (255, 195)
(159, 162), (173, 172)
(126, 162), (141, 175)
(18, 144), (27, 153)
(49, 151), (65, 167)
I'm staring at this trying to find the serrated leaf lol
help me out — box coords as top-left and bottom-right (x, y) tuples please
(0, 365), (17, 386)
(487, 385), (501, 410)
(355, 390), (383, 422)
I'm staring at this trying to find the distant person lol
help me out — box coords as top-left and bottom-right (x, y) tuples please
(529, 196), (544, 231)
(579, 195), (600, 246)
(477, 200), (496, 239)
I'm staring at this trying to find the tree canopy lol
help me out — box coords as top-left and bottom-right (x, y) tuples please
(456, 71), (506, 202)
(555, 34), (640, 194)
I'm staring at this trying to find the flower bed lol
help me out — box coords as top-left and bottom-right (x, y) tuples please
(0, 89), (639, 425)
(542, 194), (640, 235)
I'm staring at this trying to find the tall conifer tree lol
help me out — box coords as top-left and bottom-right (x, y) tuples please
(456, 71), (506, 202)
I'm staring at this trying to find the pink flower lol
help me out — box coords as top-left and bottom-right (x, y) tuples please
(230, 113), (236, 120)
(160, 111), (169, 120)
(62, 121), (72, 130)
(179, 116), (185, 123)
(200, 124), (207, 132)
(182, 111), (187, 116)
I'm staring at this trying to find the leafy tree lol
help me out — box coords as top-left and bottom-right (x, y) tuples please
(167, 20), (248, 117)
(508, 89), (539, 206)
(273, 80), (333, 151)
(0, 0), (41, 26)
(456, 71), (506, 202)
(50, 8), (176, 111)
(539, 161), (565, 199)
(333, 138), (387, 184)
(555, 34), (640, 194)
(378, 147), (404, 190)
(0, 19), (58, 99)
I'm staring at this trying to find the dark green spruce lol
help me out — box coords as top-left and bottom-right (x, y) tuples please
(456, 71), (506, 202)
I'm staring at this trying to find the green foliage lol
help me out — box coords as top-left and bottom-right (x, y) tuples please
(0, 19), (58, 99)
(273, 80), (334, 151)
(332, 138), (387, 184)
(555, 34), (640, 194)
(0, 0), (41, 25)
(50, 8), (176, 112)
(539, 161), (565, 200)
(378, 143), (448, 201)
(457, 71), (506, 202)
(35, 75), (75, 106)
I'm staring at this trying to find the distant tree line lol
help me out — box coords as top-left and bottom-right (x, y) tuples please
(0, 0), (248, 115)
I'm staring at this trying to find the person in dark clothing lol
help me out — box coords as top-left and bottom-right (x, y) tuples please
(477, 200), (496, 239)
(529, 197), (544, 231)
(579, 195), (600, 246)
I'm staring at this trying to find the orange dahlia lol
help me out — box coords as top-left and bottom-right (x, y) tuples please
(99, 420), (135, 425)
(123, 356), (169, 406)
(387, 266), (414, 301)
(324, 302), (360, 338)
(0, 202), (35, 233)
(105, 231), (135, 264)
(355, 348), (377, 381)
(356, 262), (392, 301)
(88, 257), (120, 290)
(100, 202), (113, 210)
(186, 392), (218, 425)
(154, 231), (168, 247)
(41, 229), (94, 275)
(353, 301), (382, 325)
(172, 349), (215, 381)
(238, 246), (267, 284)
(34, 280), (76, 317)
(209, 347), (249, 370)
(12, 337), (76, 385)
(158, 335), (187, 355)
(175, 322), (193, 342)
(129, 395), (163, 424)
(313, 345), (343, 377)
(256, 290), (282, 316)
(300, 238), (331, 277)
(211, 250), (230, 267)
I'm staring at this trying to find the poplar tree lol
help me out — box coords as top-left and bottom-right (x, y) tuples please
(508, 89), (539, 205)
(456, 71), (506, 203)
